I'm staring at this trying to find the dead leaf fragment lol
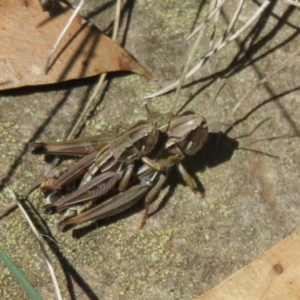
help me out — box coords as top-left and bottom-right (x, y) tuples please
(0, 0), (155, 91)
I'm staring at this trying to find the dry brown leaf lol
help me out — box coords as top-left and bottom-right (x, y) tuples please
(0, 0), (155, 91)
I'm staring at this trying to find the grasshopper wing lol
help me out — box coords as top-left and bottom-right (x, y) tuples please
(30, 134), (114, 156)
(43, 171), (121, 214)
(58, 183), (151, 231)
(43, 151), (99, 194)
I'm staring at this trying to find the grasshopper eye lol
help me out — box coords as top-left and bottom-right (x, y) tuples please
(140, 132), (159, 155)
(180, 121), (208, 155)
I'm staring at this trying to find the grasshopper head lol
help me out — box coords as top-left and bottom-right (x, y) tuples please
(139, 123), (159, 155)
(168, 111), (208, 156)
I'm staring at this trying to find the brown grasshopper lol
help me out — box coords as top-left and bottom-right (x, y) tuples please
(55, 111), (208, 230)
(30, 107), (160, 215)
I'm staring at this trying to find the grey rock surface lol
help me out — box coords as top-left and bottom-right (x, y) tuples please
(1, 1), (300, 299)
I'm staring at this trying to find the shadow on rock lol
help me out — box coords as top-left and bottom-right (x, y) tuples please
(185, 131), (239, 174)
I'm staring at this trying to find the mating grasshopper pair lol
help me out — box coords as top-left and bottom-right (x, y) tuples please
(30, 108), (208, 231)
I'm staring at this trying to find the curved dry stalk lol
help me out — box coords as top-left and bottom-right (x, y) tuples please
(185, 0), (226, 42)
(172, 9), (209, 114)
(147, 0), (226, 101)
(144, 0), (271, 99)
(45, 0), (84, 73)
(6, 187), (63, 300)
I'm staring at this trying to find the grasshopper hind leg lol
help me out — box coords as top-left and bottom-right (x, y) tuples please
(140, 173), (168, 229)
(176, 163), (205, 197)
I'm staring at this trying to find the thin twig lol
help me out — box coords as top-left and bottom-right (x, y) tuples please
(6, 187), (63, 300)
(48, 0), (122, 176)
(45, 0), (84, 73)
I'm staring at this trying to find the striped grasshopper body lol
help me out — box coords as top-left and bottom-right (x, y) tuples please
(56, 111), (208, 230)
(31, 113), (159, 215)
(80, 121), (159, 186)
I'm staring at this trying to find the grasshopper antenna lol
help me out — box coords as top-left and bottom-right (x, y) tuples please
(230, 120), (300, 159)
(144, 104), (154, 126)
(246, 133), (300, 145)
(202, 81), (227, 116)
(232, 118), (271, 140)
(237, 147), (279, 159)
(144, 104), (159, 133)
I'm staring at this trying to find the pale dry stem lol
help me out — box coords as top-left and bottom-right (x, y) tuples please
(5, 187), (63, 300)
(144, 0), (271, 99)
(45, 0), (84, 73)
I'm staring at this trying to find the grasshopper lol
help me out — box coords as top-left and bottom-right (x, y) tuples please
(54, 111), (208, 230)
(30, 107), (160, 214)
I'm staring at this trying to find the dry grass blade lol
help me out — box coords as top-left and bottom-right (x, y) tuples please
(5, 187), (63, 300)
(172, 10), (208, 114)
(144, 0), (271, 99)
(45, 0), (84, 72)
(185, 0), (226, 42)
(173, 0), (232, 113)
